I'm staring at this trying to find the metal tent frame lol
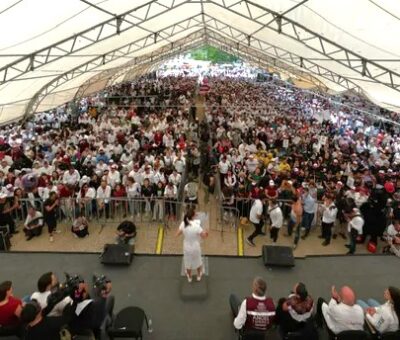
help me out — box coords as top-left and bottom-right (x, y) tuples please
(0, 1), (398, 123)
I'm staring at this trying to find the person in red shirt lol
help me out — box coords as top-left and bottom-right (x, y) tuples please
(0, 280), (22, 330)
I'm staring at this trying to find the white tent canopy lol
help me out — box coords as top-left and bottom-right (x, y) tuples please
(1, 0), (400, 124)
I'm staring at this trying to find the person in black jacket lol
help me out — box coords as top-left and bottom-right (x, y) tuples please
(20, 300), (75, 340)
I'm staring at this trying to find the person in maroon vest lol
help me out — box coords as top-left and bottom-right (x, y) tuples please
(230, 277), (276, 337)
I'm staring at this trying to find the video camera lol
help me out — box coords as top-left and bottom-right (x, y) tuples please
(44, 273), (84, 316)
(93, 274), (112, 297)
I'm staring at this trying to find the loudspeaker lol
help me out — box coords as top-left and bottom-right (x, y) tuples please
(0, 227), (11, 251)
(101, 244), (132, 265)
(262, 245), (294, 267)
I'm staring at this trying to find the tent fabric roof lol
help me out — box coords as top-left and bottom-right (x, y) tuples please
(1, 0), (400, 124)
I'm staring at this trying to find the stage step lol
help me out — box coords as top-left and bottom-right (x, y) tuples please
(180, 276), (208, 301)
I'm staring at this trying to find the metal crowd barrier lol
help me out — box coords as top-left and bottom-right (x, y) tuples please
(15, 197), (199, 231)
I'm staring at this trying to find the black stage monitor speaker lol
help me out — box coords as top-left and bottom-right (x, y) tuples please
(262, 245), (294, 267)
(101, 244), (132, 265)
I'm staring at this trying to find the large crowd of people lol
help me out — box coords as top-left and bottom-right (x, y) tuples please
(201, 76), (400, 254)
(0, 75), (199, 243)
(0, 66), (399, 257)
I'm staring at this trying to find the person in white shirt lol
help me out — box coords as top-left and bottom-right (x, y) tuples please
(125, 177), (141, 217)
(245, 155), (258, 173)
(164, 182), (177, 220)
(346, 207), (364, 255)
(383, 219), (400, 257)
(107, 165), (121, 188)
(39, 160), (54, 176)
(128, 165), (143, 185)
(357, 286), (400, 334)
(168, 170), (181, 187)
(38, 182), (58, 202)
(224, 171), (237, 188)
(320, 195), (338, 246)
(268, 199), (283, 243)
(30, 272), (72, 317)
(316, 285), (364, 334)
(247, 193), (266, 246)
(174, 154), (185, 174)
(23, 205), (44, 241)
(96, 179), (111, 219)
(62, 166), (81, 188)
(218, 156), (231, 176)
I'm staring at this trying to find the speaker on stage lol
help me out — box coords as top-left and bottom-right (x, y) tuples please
(262, 245), (294, 267)
(101, 244), (133, 265)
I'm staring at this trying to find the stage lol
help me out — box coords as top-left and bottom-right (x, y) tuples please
(0, 252), (398, 340)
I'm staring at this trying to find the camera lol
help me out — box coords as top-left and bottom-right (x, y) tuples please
(93, 274), (111, 297)
(44, 273), (84, 315)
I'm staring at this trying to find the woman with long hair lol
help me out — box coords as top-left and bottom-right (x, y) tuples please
(176, 207), (208, 283)
(357, 286), (400, 333)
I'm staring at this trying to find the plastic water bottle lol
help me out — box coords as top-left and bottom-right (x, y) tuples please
(147, 318), (153, 333)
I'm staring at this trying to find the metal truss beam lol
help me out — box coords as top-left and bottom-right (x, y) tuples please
(202, 15), (361, 92)
(75, 30), (207, 98)
(23, 14), (204, 119)
(207, 0), (400, 92)
(0, 0), (201, 84)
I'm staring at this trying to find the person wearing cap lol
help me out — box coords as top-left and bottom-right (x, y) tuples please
(345, 207), (364, 255)
(107, 164), (121, 188)
(96, 148), (109, 164)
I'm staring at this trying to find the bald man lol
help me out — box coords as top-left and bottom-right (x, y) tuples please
(316, 285), (364, 334)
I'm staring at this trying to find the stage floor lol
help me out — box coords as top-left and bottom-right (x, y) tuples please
(0, 253), (398, 340)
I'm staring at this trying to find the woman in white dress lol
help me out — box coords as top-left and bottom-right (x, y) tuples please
(176, 207), (208, 282)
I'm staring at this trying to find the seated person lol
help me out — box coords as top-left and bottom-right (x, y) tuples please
(230, 277), (275, 335)
(357, 286), (400, 333)
(276, 282), (315, 336)
(23, 205), (44, 240)
(20, 299), (75, 340)
(383, 219), (400, 257)
(116, 220), (136, 246)
(71, 213), (89, 238)
(69, 279), (113, 339)
(30, 272), (72, 317)
(0, 281), (22, 332)
(316, 285), (364, 334)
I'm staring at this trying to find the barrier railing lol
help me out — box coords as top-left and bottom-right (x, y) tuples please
(15, 197), (197, 231)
